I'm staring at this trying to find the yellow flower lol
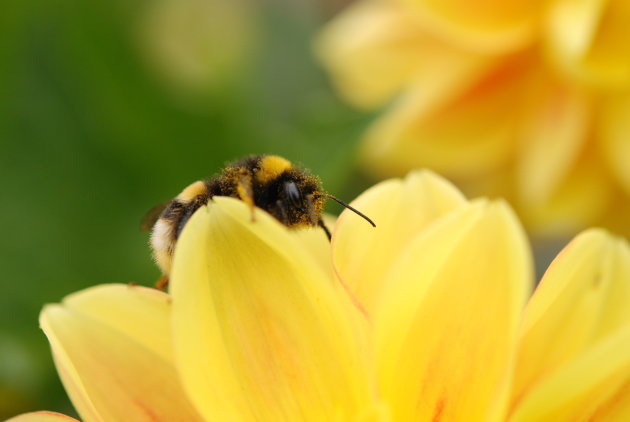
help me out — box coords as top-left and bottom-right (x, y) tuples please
(8, 172), (630, 421)
(317, 0), (630, 237)
(138, 0), (258, 98)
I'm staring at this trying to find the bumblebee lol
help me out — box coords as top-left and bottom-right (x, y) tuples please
(143, 154), (375, 288)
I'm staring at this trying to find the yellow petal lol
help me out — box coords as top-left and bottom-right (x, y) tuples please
(374, 200), (533, 422)
(332, 170), (467, 312)
(41, 284), (203, 422)
(290, 213), (336, 277)
(509, 326), (630, 422)
(545, 0), (605, 61)
(316, 0), (486, 109)
(5, 412), (80, 422)
(360, 53), (527, 179)
(400, 0), (545, 53)
(599, 94), (630, 196)
(546, 0), (630, 88)
(316, 0), (425, 109)
(519, 154), (613, 236)
(170, 197), (376, 422)
(516, 78), (590, 205)
(587, 379), (630, 421)
(510, 229), (630, 421)
(595, 192), (630, 242)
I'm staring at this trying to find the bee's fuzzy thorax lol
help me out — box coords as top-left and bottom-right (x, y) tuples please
(146, 154), (335, 283)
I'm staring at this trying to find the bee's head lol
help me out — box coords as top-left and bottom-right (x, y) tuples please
(273, 174), (325, 227)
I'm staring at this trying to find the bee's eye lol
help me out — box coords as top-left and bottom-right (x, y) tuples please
(284, 181), (302, 207)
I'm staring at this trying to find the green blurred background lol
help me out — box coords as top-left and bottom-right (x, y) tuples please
(0, 0), (372, 418)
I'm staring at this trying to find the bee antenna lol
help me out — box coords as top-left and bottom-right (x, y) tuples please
(321, 194), (376, 227)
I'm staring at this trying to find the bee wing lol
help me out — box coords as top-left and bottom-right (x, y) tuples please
(140, 200), (171, 232)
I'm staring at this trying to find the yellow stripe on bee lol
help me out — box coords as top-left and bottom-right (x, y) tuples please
(256, 155), (292, 183)
(176, 181), (207, 202)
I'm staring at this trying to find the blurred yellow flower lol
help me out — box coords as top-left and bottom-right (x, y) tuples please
(317, 0), (630, 237)
(138, 0), (258, 98)
(8, 172), (630, 421)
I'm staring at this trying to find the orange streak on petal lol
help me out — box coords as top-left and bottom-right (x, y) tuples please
(587, 378), (630, 421)
(430, 398), (446, 422)
(457, 53), (529, 103)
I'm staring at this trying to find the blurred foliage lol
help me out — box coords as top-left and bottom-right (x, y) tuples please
(0, 0), (372, 418)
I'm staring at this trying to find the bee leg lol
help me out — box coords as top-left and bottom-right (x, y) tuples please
(276, 199), (289, 224)
(306, 194), (318, 225)
(236, 172), (256, 222)
(318, 218), (332, 241)
(155, 275), (169, 290)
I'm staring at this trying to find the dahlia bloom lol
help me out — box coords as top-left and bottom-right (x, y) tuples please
(317, 0), (630, 236)
(138, 0), (257, 96)
(8, 171), (630, 421)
